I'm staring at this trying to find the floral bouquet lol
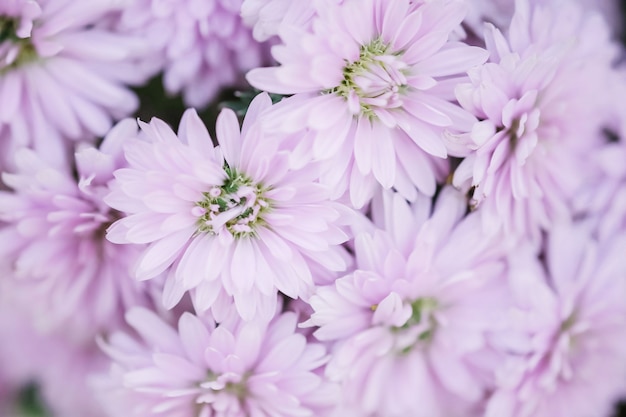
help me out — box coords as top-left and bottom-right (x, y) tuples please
(0, 0), (626, 416)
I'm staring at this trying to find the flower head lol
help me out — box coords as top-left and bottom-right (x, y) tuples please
(453, 0), (619, 242)
(117, 0), (269, 107)
(98, 308), (337, 417)
(106, 93), (351, 320)
(248, 0), (487, 207)
(0, 120), (155, 342)
(0, 0), (149, 174)
(486, 224), (626, 417)
(305, 188), (513, 416)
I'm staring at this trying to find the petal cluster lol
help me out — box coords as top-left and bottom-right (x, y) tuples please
(248, 0), (487, 207)
(306, 188), (513, 416)
(99, 308), (337, 417)
(0, 120), (154, 341)
(453, 0), (619, 242)
(0, 0), (149, 173)
(116, 0), (269, 107)
(106, 94), (351, 320)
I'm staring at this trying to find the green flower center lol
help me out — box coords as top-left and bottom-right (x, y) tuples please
(328, 37), (409, 119)
(195, 165), (270, 238)
(391, 297), (439, 354)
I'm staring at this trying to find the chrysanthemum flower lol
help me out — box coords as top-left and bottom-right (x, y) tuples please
(98, 308), (338, 417)
(485, 224), (626, 417)
(0, 0), (148, 173)
(0, 120), (155, 342)
(247, 0), (487, 207)
(105, 93), (351, 320)
(304, 188), (513, 417)
(116, 0), (268, 108)
(453, 0), (619, 242)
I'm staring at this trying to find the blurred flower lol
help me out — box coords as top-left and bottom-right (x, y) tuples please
(0, 120), (155, 343)
(305, 188), (513, 417)
(486, 224), (626, 417)
(98, 308), (337, 417)
(116, 0), (269, 108)
(0, 0), (149, 173)
(463, 0), (622, 40)
(241, 0), (314, 42)
(453, 0), (619, 242)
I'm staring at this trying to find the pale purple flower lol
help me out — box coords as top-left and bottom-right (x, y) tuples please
(0, 120), (155, 342)
(247, 0), (487, 207)
(98, 307), (338, 417)
(453, 0), (619, 242)
(485, 224), (626, 417)
(240, 0), (315, 42)
(464, 0), (622, 39)
(304, 188), (513, 417)
(105, 93), (351, 321)
(0, 0), (149, 173)
(117, 0), (268, 108)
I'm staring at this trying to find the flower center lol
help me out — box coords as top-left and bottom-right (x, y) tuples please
(194, 165), (270, 238)
(0, 15), (37, 71)
(330, 37), (408, 119)
(392, 297), (439, 354)
(197, 370), (251, 415)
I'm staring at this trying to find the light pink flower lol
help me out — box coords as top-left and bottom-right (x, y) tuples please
(105, 93), (351, 321)
(485, 224), (626, 417)
(0, 0), (149, 173)
(98, 307), (337, 417)
(305, 188), (513, 417)
(117, 0), (268, 108)
(247, 0), (487, 207)
(453, 0), (619, 242)
(0, 120), (155, 343)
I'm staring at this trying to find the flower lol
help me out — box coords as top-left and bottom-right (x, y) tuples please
(0, 0), (149, 173)
(105, 93), (351, 321)
(453, 0), (619, 242)
(304, 188), (513, 417)
(0, 120), (155, 342)
(241, 0), (315, 42)
(98, 307), (338, 417)
(463, 0), (622, 40)
(485, 223), (626, 417)
(116, 0), (269, 108)
(247, 0), (487, 207)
